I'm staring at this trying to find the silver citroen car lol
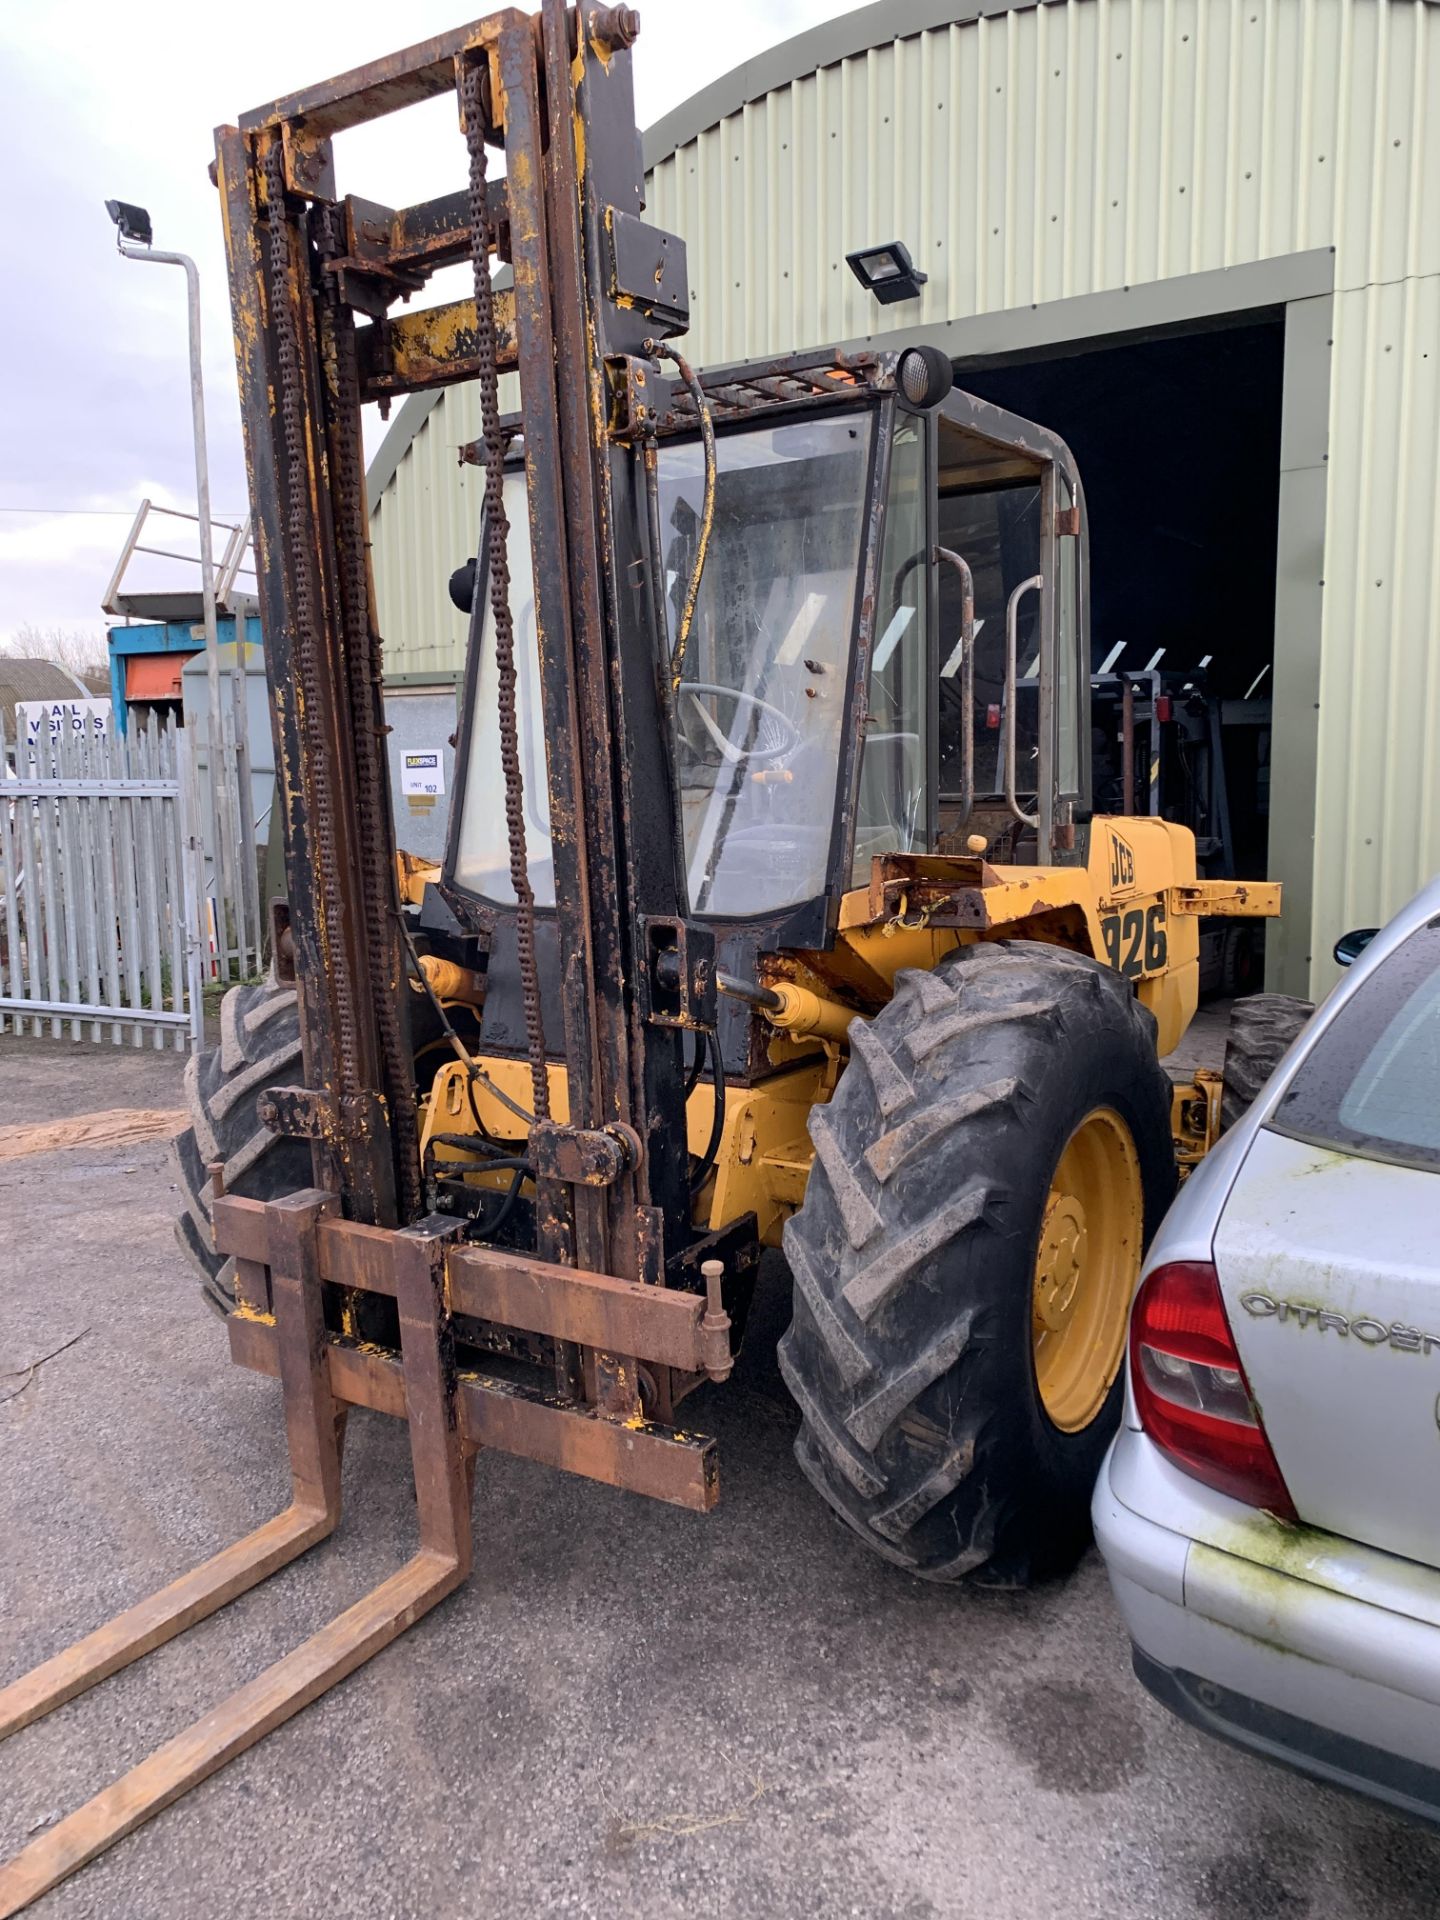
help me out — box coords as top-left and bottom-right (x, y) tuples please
(1095, 877), (1440, 1827)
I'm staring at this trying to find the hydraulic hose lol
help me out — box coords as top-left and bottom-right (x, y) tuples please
(649, 341), (716, 692)
(689, 1028), (726, 1197)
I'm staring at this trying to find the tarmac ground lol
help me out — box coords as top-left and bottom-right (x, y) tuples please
(3, 1024), (1438, 1920)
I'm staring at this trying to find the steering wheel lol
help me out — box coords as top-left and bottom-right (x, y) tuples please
(681, 682), (801, 769)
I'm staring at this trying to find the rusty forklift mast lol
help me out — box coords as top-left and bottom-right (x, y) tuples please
(0, 7), (718, 1909)
(230, 0), (700, 1298)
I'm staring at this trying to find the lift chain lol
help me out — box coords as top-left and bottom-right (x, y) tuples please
(460, 54), (550, 1122)
(316, 228), (423, 1221)
(262, 139), (364, 1106)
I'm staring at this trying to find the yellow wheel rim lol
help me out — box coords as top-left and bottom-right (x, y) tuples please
(1031, 1106), (1143, 1433)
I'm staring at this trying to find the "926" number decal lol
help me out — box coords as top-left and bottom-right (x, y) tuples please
(1100, 902), (1167, 979)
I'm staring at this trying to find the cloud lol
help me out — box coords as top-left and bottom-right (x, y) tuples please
(0, 0), (835, 637)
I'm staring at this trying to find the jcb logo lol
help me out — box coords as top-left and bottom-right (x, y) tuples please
(1109, 834), (1135, 891)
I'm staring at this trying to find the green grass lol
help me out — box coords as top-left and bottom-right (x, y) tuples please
(202, 971), (265, 1018)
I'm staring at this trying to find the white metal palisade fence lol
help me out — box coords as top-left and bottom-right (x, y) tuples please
(0, 712), (209, 1047)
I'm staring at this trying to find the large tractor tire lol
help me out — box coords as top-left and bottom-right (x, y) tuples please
(171, 977), (310, 1317)
(1220, 992), (1314, 1131)
(778, 941), (1176, 1587)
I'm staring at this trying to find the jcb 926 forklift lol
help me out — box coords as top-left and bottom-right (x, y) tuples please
(0, 5), (1278, 1909)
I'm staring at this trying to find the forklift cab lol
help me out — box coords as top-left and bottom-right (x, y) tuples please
(447, 352), (1091, 945)
(860, 380), (1090, 879)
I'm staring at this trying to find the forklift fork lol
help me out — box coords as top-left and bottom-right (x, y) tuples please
(0, 1196), (472, 1918)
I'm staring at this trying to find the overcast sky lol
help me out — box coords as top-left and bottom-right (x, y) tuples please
(0, 0), (836, 650)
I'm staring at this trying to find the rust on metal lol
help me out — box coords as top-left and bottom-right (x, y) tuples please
(458, 346), (893, 467)
(1171, 1070), (1224, 1174)
(0, 1193), (344, 1912)
(527, 1118), (634, 1187)
(460, 45), (550, 1123)
(257, 1083), (334, 1141)
(590, 4), (641, 51)
(658, 348), (883, 428)
(315, 203), (424, 1222)
(226, 1312), (718, 1511)
(1167, 881), (1283, 918)
(7, 12), (742, 1907)
(236, 19), (508, 138)
(448, 1245), (717, 1368)
(211, 1188), (722, 1507)
(862, 851), (997, 927)
(341, 183), (511, 283)
(355, 290), (520, 397)
(0, 1196), (480, 1917)
(214, 1191), (729, 1378)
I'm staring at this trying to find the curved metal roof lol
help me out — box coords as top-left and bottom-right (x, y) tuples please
(643, 0), (1058, 168)
(367, 4), (1066, 498)
(641, 0), (1435, 169)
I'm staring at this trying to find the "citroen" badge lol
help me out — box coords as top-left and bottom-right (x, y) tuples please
(1239, 1291), (1440, 1355)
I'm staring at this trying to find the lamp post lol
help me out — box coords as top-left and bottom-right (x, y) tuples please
(105, 197), (255, 974)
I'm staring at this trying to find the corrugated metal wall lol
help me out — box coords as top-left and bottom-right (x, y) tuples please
(371, 0), (1440, 995)
(371, 383), (487, 678)
(647, 0), (1438, 357)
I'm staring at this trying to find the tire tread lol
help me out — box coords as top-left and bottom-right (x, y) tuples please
(171, 977), (309, 1314)
(780, 939), (1176, 1584)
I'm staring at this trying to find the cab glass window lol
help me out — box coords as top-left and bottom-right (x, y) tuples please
(937, 482), (1041, 802)
(451, 417), (877, 918)
(852, 420), (928, 883)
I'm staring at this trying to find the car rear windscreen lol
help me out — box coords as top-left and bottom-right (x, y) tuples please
(1268, 918), (1440, 1175)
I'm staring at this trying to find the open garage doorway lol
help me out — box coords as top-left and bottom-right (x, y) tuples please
(956, 317), (1285, 993)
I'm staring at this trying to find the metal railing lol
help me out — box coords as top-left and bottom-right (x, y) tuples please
(0, 711), (204, 1046)
(102, 499), (256, 619)
(101, 500), (263, 983)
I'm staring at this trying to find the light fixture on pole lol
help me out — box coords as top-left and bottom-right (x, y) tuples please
(103, 200), (153, 248)
(106, 196), (255, 976)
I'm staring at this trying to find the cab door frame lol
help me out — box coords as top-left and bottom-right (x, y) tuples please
(928, 387), (1093, 865)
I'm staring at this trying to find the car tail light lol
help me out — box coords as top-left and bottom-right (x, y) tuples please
(1131, 1261), (1296, 1519)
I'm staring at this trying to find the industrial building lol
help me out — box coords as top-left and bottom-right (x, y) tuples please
(367, 0), (1440, 1000)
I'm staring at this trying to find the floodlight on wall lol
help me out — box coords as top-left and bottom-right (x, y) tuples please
(845, 240), (927, 305)
(105, 198), (153, 248)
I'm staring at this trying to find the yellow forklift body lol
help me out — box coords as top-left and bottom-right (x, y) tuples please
(420, 819), (1279, 1249)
